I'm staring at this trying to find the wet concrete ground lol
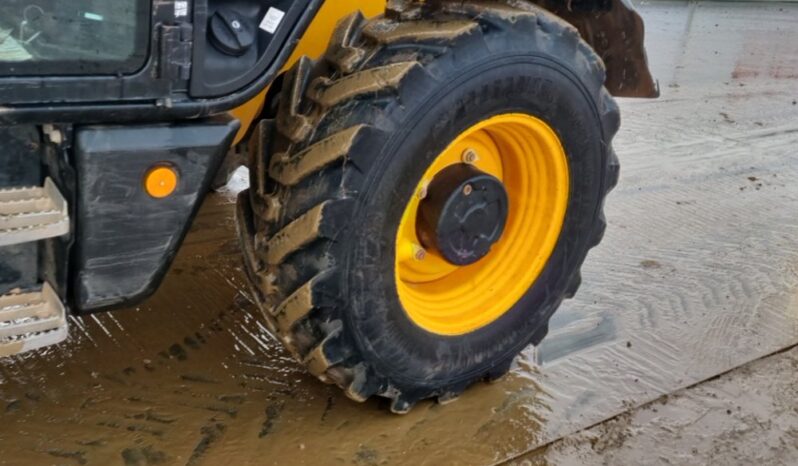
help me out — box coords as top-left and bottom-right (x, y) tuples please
(2, 1), (798, 465)
(528, 344), (798, 465)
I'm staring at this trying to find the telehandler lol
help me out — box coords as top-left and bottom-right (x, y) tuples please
(0, 0), (656, 412)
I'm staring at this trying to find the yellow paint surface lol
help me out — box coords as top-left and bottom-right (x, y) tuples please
(229, 1), (388, 144)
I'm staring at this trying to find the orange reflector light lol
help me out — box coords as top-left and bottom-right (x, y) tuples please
(144, 166), (178, 199)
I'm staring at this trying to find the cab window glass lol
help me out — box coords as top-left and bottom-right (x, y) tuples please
(0, 0), (149, 75)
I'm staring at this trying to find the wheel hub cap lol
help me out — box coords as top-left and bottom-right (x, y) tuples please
(417, 164), (509, 266)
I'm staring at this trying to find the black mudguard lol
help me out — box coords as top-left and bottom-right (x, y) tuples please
(535, 0), (659, 97)
(72, 116), (239, 312)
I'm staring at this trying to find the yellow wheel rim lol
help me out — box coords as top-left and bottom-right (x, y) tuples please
(394, 113), (570, 335)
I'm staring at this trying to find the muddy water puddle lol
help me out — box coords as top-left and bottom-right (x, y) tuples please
(3, 2), (798, 465)
(0, 192), (553, 465)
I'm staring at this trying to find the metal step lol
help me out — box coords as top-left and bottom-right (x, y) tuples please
(0, 178), (69, 247)
(0, 282), (67, 357)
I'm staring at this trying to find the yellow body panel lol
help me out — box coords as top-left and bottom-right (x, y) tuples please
(229, 1), (388, 144)
(395, 114), (571, 335)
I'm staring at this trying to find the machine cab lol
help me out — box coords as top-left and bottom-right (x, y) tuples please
(0, 0), (305, 111)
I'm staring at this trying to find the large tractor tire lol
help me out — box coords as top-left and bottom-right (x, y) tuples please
(236, 0), (619, 413)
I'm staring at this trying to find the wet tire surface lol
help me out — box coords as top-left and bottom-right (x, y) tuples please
(2, 2), (798, 465)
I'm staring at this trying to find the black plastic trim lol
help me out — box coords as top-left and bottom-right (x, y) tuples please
(71, 116), (239, 312)
(190, 0), (306, 97)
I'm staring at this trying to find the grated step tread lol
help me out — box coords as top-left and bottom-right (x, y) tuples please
(0, 178), (69, 246)
(0, 282), (68, 357)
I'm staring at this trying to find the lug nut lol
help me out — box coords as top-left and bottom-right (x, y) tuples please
(417, 181), (429, 200)
(463, 184), (473, 196)
(413, 244), (427, 261)
(462, 148), (479, 164)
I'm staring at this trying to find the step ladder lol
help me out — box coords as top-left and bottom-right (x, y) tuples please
(0, 282), (68, 357)
(0, 178), (69, 247)
(0, 178), (70, 356)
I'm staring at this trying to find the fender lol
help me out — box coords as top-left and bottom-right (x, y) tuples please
(533, 0), (659, 97)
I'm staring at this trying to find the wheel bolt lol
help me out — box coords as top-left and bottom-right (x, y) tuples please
(413, 244), (427, 261)
(463, 184), (473, 196)
(462, 148), (479, 164)
(417, 181), (429, 200)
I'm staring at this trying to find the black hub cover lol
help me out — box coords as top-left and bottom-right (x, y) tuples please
(417, 164), (509, 266)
